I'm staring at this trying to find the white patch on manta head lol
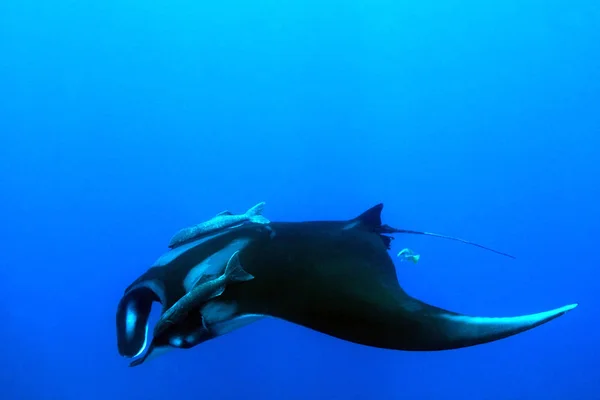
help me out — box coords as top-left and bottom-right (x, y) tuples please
(124, 302), (149, 358)
(125, 303), (137, 340)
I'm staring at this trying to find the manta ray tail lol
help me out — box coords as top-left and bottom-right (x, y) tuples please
(388, 228), (516, 259)
(353, 203), (515, 259)
(398, 299), (578, 350)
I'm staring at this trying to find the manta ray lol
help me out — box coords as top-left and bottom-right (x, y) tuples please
(116, 204), (577, 366)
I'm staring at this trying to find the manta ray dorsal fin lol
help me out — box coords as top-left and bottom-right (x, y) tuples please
(353, 203), (384, 229)
(343, 203), (394, 250)
(346, 204), (394, 248)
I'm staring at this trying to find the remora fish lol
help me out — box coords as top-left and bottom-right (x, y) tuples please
(128, 251), (253, 367)
(168, 202), (270, 248)
(156, 250), (252, 336)
(117, 203), (577, 367)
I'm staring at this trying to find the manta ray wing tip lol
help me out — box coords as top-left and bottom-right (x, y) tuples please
(558, 303), (578, 314)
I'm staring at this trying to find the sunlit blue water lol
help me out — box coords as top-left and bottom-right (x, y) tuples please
(1, 1), (599, 399)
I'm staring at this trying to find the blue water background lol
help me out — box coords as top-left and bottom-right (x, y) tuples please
(1, 1), (599, 399)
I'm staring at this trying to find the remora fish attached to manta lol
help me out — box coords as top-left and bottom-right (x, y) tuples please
(117, 203), (578, 367)
(129, 251), (254, 367)
(156, 250), (252, 337)
(168, 202), (270, 248)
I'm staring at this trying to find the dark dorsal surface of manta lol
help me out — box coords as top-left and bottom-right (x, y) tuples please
(116, 204), (577, 365)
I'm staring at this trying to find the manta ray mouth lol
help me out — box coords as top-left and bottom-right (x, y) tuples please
(116, 280), (166, 358)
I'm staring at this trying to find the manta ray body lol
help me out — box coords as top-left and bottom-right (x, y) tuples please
(116, 204), (577, 366)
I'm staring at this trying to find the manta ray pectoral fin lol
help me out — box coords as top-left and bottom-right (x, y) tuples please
(401, 299), (578, 350)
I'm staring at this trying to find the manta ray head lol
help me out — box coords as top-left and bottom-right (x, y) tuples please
(116, 224), (273, 365)
(116, 267), (219, 365)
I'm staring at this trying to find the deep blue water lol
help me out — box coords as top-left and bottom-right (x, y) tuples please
(1, 1), (599, 399)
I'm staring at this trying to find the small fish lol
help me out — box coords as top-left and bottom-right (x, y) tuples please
(397, 248), (420, 264)
(153, 250), (254, 338)
(168, 202), (270, 248)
